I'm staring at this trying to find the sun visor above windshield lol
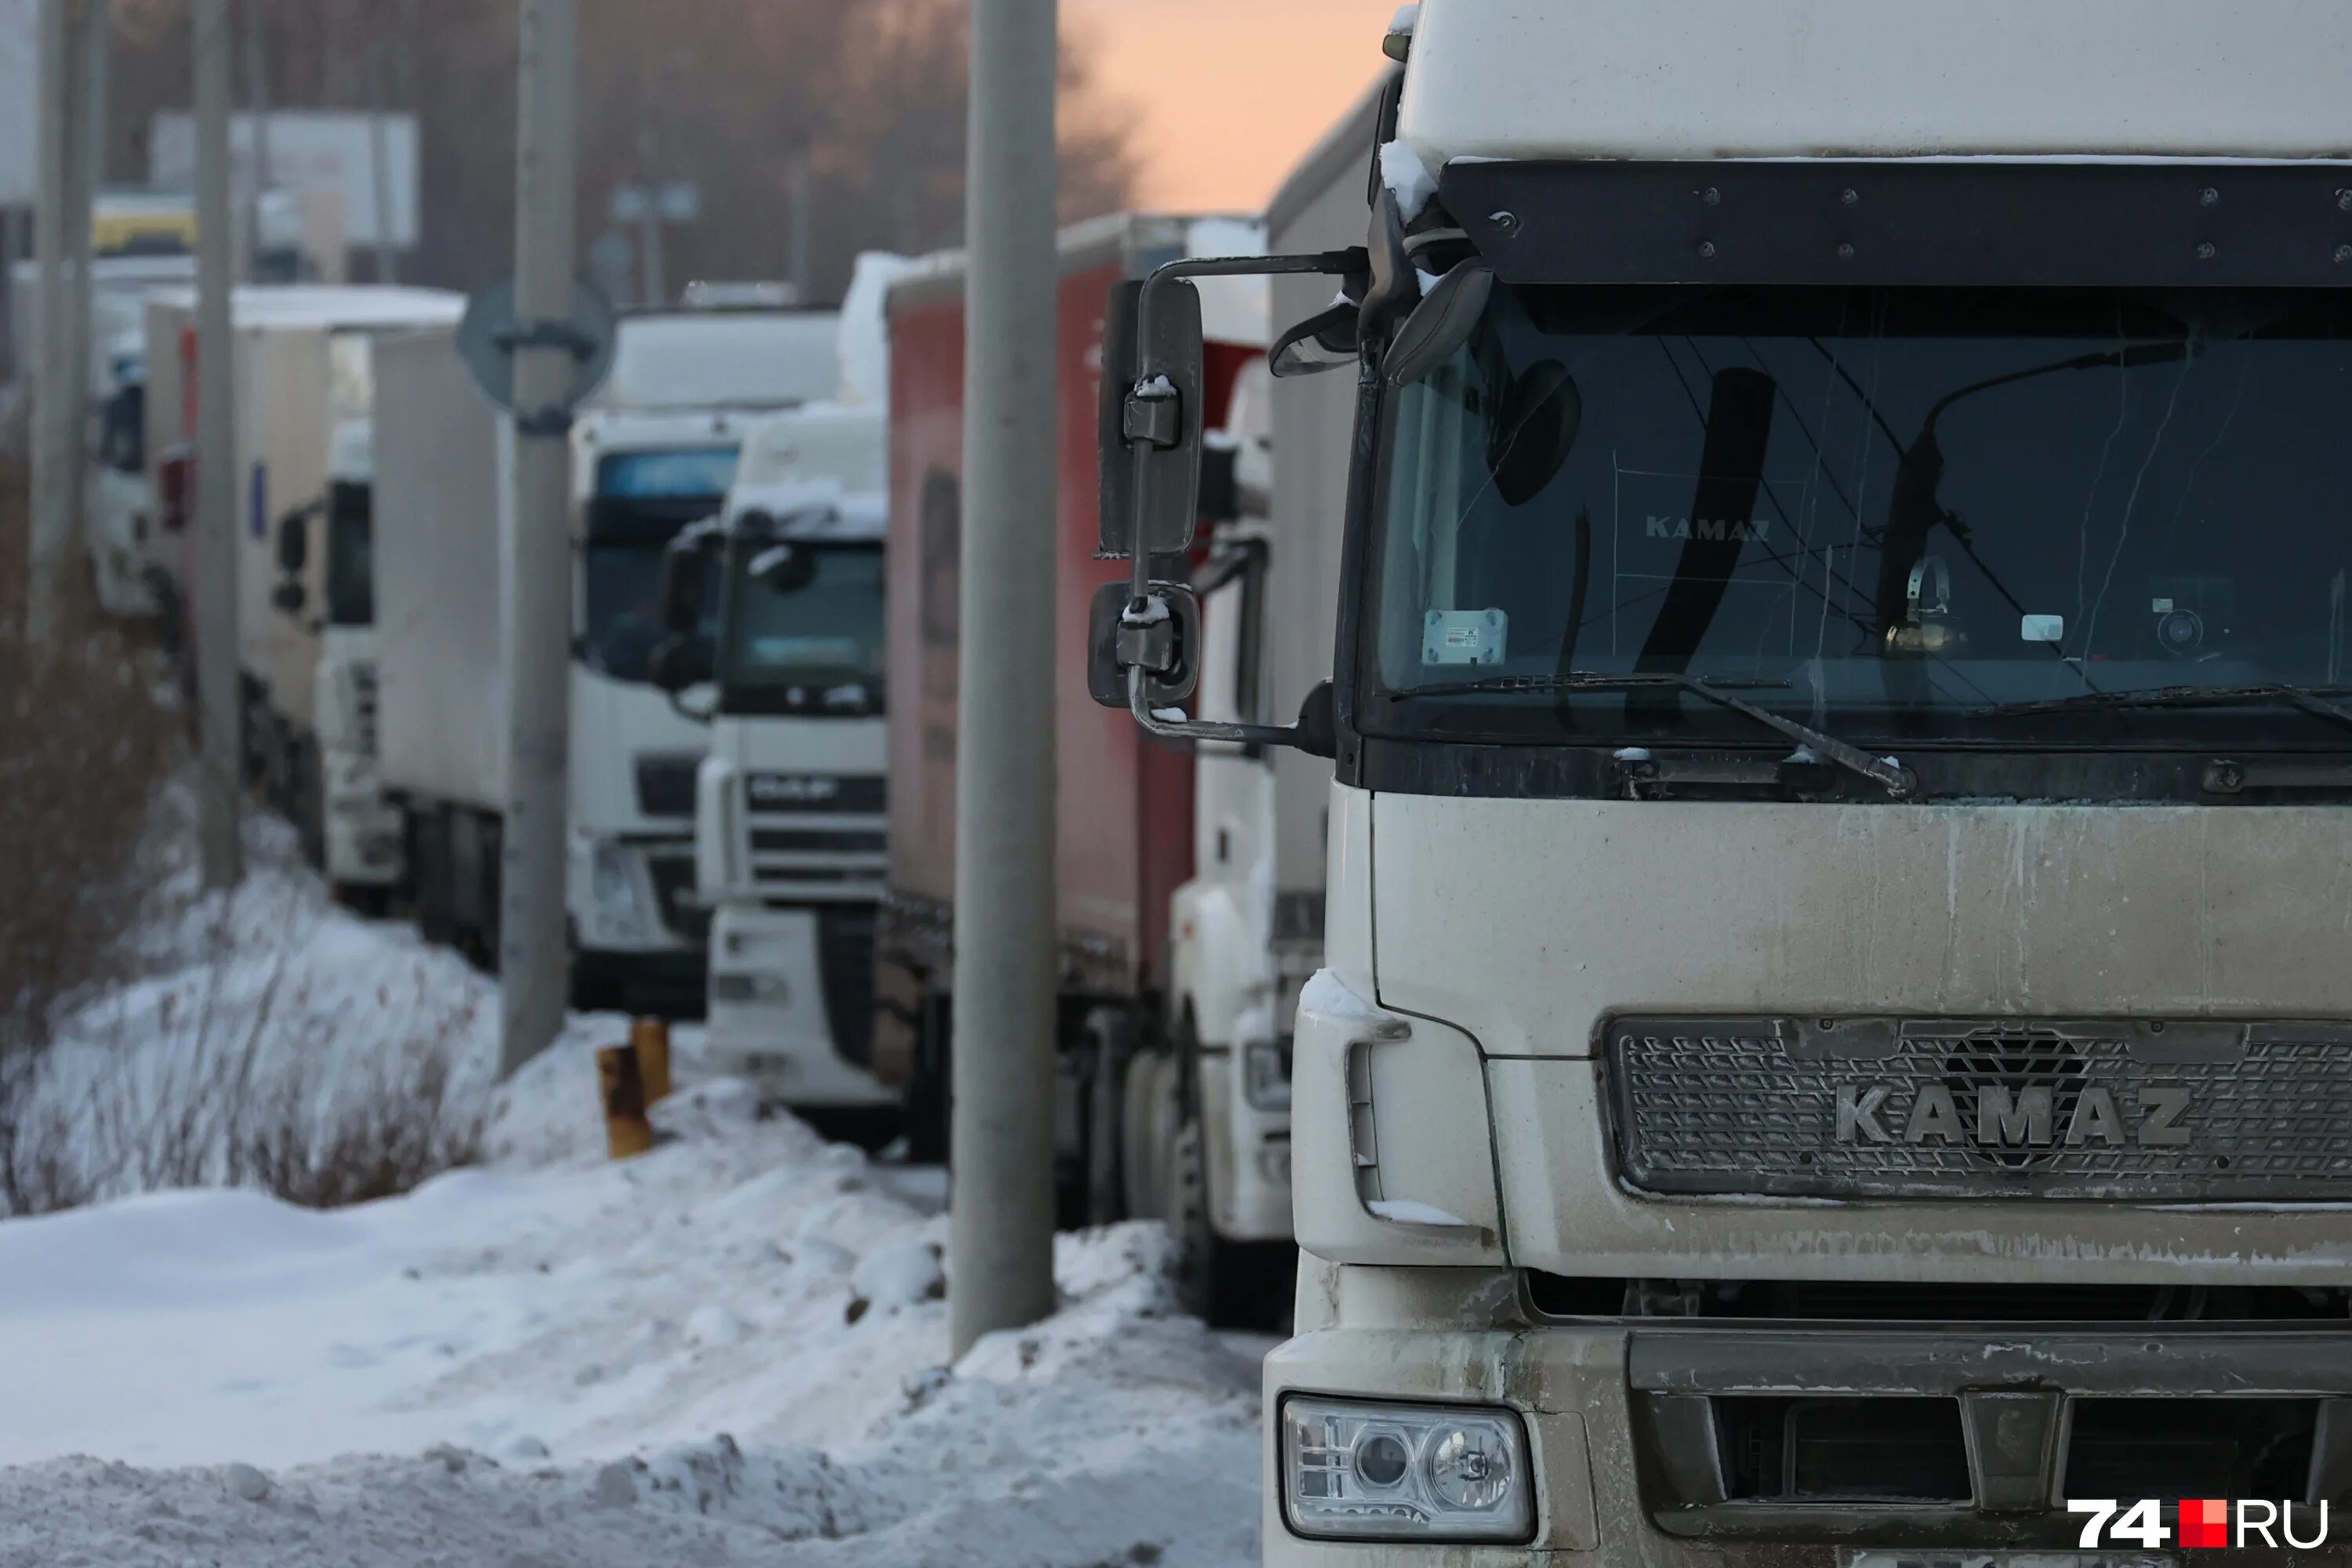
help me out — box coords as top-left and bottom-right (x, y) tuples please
(1442, 160), (2352, 290)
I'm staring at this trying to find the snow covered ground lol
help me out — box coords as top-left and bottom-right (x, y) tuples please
(0, 822), (1269, 1566)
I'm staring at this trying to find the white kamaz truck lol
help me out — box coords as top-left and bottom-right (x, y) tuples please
(1096, 2), (2352, 1560)
(655, 403), (895, 1128)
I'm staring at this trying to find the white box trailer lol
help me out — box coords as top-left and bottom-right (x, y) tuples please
(372, 324), (508, 949)
(143, 285), (463, 880)
(377, 308), (844, 1011)
(372, 325), (503, 816)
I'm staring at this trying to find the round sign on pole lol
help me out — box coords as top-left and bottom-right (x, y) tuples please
(456, 274), (619, 416)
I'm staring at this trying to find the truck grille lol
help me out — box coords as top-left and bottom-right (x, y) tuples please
(1612, 1017), (2352, 1201)
(817, 906), (877, 1067)
(746, 775), (886, 898)
(350, 661), (379, 757)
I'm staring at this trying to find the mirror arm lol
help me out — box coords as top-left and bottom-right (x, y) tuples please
(1125, 248), (1368, 599)
(1127, 666), (1301, 750)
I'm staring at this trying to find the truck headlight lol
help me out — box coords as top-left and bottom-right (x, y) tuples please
(1280, 1396), (1532, 1543)
(590, 843), (649, 936)
(1242, 1037), (1291, 1111)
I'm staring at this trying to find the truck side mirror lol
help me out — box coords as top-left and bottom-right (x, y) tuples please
(275, 509), (309, 575)
(659, 529), (710, 637)
(1097, 277), (1207, 560)
(1197, 441), (1240, 526)
(271, 580), (307, 616)
(651, 633), (713, 695)
(1087, 580), (1202, 710)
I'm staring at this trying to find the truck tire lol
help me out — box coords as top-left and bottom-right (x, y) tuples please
(902, 992), (951, 1167)
(1083, 1008), (1134, 1226)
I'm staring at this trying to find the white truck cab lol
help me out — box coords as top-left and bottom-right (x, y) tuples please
(1095, 3), (2352, 1560)
(312, 416), (404, 901)
(564, 307), (844, 1012)
(662, 405), (895, 1125)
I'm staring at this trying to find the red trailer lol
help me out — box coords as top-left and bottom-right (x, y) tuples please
(875, 212), (1264, 1185)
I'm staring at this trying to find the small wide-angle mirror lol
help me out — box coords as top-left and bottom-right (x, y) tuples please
(271, 580), (306, 616)
(1384, 259), (1494, 387)
(1087, 579), (1203, 710)
(275, 510), (309, 575)
(1490, 360), (1582, 506)
(749, 539), (818, 593)
(650, 633), (713, 695)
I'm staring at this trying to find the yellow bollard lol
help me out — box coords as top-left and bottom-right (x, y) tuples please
(631, 1016), (673, 1105)
(597, 1042), (654, 1160)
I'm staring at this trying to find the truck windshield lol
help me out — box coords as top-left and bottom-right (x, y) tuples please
(325, 481), (373, 627)
(583, 447), (738, 683)
(1367, 283), (2352, 751)
(717, 540), (885, 715)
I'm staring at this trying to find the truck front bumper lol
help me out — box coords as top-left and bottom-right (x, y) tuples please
(1265, 1265), (2352, 1566)
(703, 904), (892, 1109)
(322, 750), (403, 887)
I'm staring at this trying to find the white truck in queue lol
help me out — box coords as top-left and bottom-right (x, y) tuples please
(653, 403), (895, 1132)
(9, 252), (196, 619)
(1095, 3), (2352, 1561)
(143, 285), (463, 903)
(373, 306), (840, 1013)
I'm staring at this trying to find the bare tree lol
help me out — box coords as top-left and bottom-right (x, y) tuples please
(102, 0), (1142, 301)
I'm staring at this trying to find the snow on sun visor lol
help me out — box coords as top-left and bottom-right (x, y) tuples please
(597, 447), (741, 500)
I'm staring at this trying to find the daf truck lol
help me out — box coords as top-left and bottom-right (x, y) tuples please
(654, 404), (894, 1129)
(876, 212), (1298, 1316)
(144, 285), (463, 901)
(376, 309), (839, 1013)
(1094, 2), (2352, 1559)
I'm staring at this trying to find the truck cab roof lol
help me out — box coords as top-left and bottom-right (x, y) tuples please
(1402, 0), (2352, 167)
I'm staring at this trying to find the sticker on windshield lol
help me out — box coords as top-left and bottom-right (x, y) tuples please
(2020, 613), (2065, 644)
(1424, 608), (1508, 666)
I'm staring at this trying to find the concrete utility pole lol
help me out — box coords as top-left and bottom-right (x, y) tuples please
(365, 46), (397, 284)
(786, 147), (812, 304)
(194, 0), (241, 889)
(27, 0), (71, 645)
(633, 127), (664, 308)
(948, 0), (1061, 1359)
(241, 0), (270, 281)
(497, 0), (578, 1077)
(63, 0), (107, 558)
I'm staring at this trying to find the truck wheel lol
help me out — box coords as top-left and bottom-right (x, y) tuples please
(1083, 1009), (1134, 1227)
(902, 996), (951, 1167)
(1166, 1115), (1227, 1321)
(1121, 1046), (1167, 1218)
(294, 741), (325, 869)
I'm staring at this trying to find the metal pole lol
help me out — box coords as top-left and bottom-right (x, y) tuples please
(27, 0), (71, 644)
(633, 127), (664, 309)
(241, 0), (270, 281)
(64, 0), (107, 575)
(948, 0), (1060, 1359)
(194, 0), (241, 889)
(497, 0), (576, 1078)
(365, 45), (397, 284)
(786, 147), (811, 304)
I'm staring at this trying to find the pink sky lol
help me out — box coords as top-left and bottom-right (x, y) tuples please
(1068, 0), (1399, 212)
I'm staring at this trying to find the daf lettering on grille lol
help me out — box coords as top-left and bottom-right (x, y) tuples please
(1834, 1083), (2194, 1148)
(749, 774), (840, 805)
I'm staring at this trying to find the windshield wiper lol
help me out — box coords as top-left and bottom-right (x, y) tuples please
(1392, 671), (1917, 797)
(1971, 683), (2352, 734)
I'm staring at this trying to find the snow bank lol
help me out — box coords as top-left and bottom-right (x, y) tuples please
(0, 801), (1269, 1567)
